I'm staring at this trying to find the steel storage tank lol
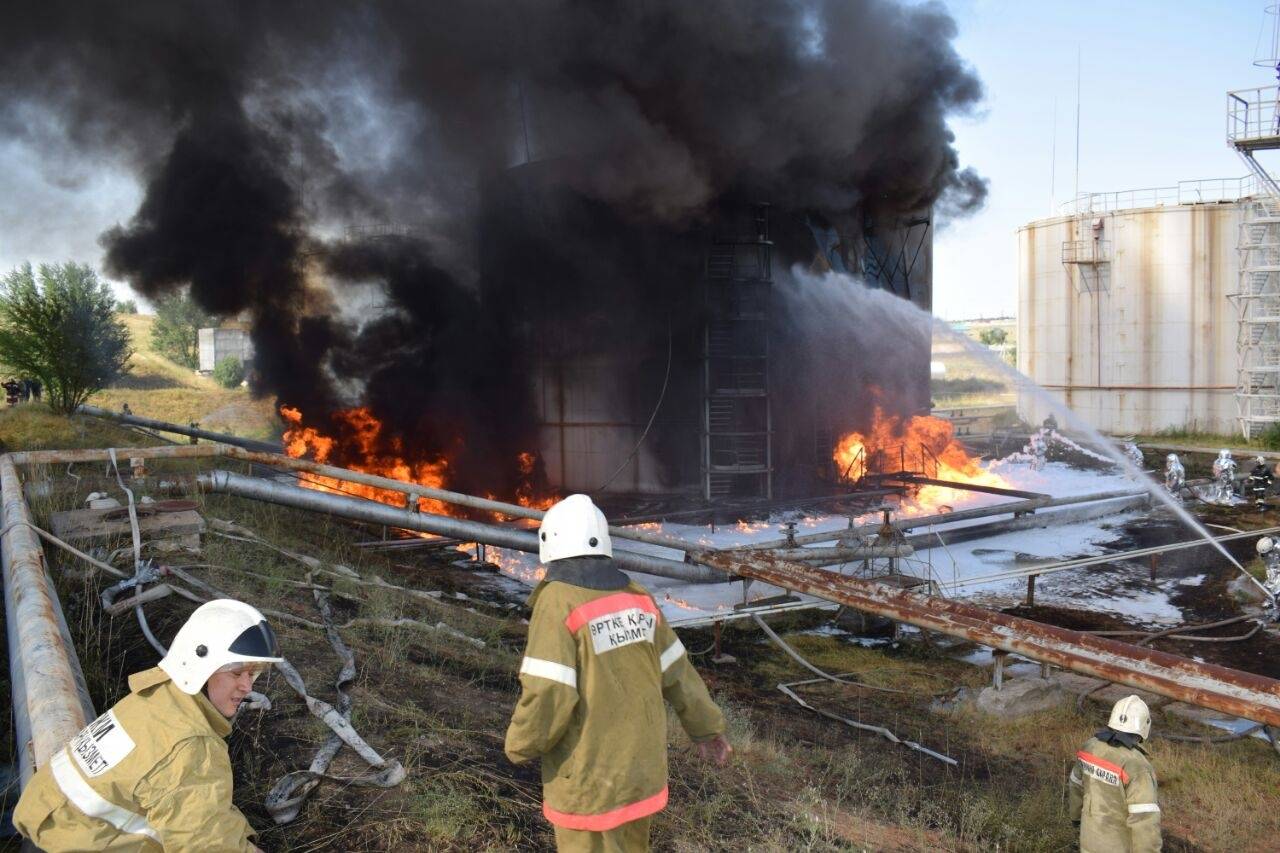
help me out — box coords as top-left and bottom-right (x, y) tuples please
(1017, 182), (1246, 435)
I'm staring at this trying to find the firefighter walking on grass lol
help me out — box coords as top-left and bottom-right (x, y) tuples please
(14, 599), (283, 851)
(505, 494), (732, 852)
(1069, 694), (1162, 852)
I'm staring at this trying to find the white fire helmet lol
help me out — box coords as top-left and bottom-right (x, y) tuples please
(1218, 449), (1233, 460)
(538, 493), (612, 563)
(1258, 536), (1276, 556)
(1108, 694), (1151, 741)
(159, 599), (283, 694)
(1166, 453), (1178, 464)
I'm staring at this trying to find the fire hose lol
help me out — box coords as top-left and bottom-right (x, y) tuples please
(26, 456), (409, 824)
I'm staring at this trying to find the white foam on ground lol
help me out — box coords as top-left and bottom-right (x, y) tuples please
(484, 462), (1193, 627)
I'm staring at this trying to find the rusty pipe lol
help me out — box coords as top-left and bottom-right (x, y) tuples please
(694, 549), (1280, 725)
(2, 455), (95, 784)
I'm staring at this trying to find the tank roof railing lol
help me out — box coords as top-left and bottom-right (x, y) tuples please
(1228, 85), (1280, 149)
(1059, 175), (1259, 216)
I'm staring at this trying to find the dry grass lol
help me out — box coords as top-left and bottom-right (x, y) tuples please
(6, 420), (1278, 850)
(89, 313), (281, 441)
(0, 405), (157, 452)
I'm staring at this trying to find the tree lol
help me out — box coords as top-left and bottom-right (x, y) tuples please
(115, 298), (138, 314)
(151, 291), (213, 369)
(0, 263), (132, 414)
(978, 327), (1008, 346)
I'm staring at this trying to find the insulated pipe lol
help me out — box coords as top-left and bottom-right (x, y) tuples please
(219, 447), (704, 553)
(79, 405), (281, 452)
(18, 436), (708, 555)
(1, 455), (96, 784)
(951, 523), (1280, 589)
(198, 470), (722, 584)
(743, 488), (1150, 552)
(12, 443), (228, 466)
(693, 548), (1280, 726)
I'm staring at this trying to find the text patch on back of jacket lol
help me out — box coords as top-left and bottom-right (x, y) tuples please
(587, 607), (657, 654)
(1077, 751), (1126, 787)
(70, 710), (136, 777)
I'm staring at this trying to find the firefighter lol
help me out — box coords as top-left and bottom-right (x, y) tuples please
(1212, 449), (1238, 504)
(13, 599), (283, 851)
(1163, 453), (1185, 495)
(1256, 537), (1280, 613)
(1068, 694), (1161, 853)
(505, 494), (731, 852)
(1247, 456), (1274, 510)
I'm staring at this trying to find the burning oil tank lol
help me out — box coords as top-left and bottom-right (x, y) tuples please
(479, 160), (933, 500)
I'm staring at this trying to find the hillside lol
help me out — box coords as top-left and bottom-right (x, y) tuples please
(88, 313), (281, 442)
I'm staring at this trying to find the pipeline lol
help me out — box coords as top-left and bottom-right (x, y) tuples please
(217, 447), (704, 553)
(1, 455), (96, 784)
(693, 548), (1280, 726)
(952, 523), (1280, 589)
(744, 488), (1151, 551)
(78, 404), (282, 452)
(14, 441), (706, 553)
(198, 470), (720, 583)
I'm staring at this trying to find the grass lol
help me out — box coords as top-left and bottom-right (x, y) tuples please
(4, 405), (1280, 851)
(89, 313), (281, 442)
(1136, 427), (1270, 451)
(0, 404), (158, 452)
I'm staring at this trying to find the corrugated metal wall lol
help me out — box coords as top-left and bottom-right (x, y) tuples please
(1017, 202), (1238, 434)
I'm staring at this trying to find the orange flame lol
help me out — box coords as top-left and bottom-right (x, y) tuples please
(280, 404), (556, 520)
(515, 451), (556, 510)
(833, 406), (1009, 514)
(281, 405), (453, 515)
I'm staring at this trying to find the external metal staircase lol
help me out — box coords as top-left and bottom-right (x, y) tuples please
(1228, 86), (1280, 437)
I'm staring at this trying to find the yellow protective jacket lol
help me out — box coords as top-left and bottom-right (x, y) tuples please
(1069, 732), (1162, 853)
(13, 666), (257, 852)
(504, 567), (725, 832)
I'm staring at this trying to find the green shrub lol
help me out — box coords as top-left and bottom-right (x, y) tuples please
(212, 356), (245, 389)
(1261, 422), (1280, 451)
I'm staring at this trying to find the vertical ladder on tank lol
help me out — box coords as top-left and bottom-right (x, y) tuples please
(701, 204), (773, 501)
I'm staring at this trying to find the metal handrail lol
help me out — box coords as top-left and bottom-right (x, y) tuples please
(1062, 239), (1112, 264)
(1228, 86), (1280, 144)
(1059, 175), (1258, 215)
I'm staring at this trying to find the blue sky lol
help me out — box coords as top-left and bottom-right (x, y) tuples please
(935, 0), (1273, 319)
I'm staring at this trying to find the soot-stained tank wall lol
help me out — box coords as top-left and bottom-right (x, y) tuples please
(478, 161), (705, 494)
(479, 162), (935, 497)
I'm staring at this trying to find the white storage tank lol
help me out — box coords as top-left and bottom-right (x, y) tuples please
(1017, 183), (1246, 435)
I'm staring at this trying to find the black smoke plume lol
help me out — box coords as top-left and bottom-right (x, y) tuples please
(0, 0), (985, 497)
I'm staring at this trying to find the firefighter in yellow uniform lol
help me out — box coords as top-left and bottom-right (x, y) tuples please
(505, 494), (732, 853)
(1069, 694), (1162, 852)
(14, 599), (284, 851)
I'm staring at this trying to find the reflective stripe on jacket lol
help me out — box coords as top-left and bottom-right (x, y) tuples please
(1068, 734), (1162, 853)
(505, 578), (725, 831)
(13, 666), (257, 852)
